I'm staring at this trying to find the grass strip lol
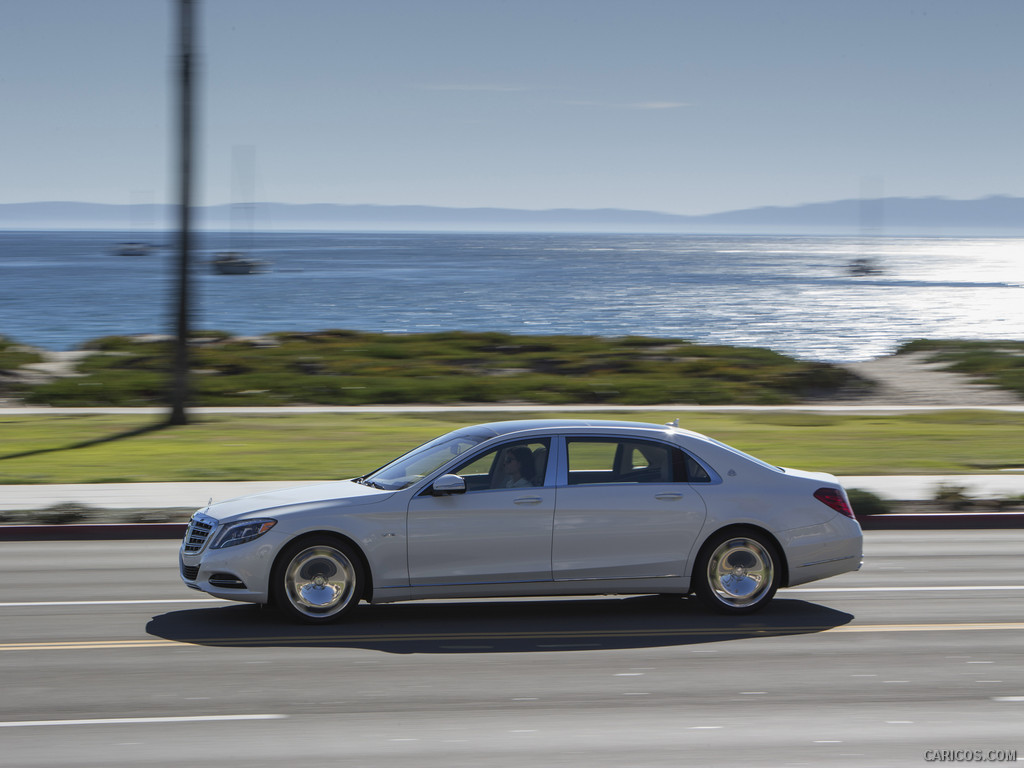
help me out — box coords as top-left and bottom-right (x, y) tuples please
(1, 410), (1023, 484)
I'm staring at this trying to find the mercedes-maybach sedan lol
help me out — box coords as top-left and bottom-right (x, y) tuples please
(180, 419), (862, 623)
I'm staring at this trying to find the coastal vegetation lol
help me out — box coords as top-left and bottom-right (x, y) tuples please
(0, 336), (42, 375)
(0, 336), (43, 401)
(9, 329), (862, 407)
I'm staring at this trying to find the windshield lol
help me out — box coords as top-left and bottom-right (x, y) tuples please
(361, 429), (493, 490)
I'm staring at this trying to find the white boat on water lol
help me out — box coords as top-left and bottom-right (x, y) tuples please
(848, 256), (883, 276)
(115, 241), (153, 257)
(211, 251), (266, 275)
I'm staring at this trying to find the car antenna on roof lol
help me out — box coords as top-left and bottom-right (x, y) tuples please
(666, 418), (679, 427)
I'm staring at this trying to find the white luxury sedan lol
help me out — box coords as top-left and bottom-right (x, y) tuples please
(179, 419), (862, 623)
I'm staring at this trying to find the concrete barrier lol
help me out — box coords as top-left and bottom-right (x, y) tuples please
(0, 523), (187, 541)
(857, 512), (1024, 530)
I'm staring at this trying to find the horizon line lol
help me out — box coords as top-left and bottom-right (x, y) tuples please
(3, 193), (1024, 218)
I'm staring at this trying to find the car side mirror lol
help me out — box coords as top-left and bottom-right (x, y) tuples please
(431, 474), (467, 496)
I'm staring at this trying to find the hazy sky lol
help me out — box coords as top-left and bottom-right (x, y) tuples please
(3, 0), (1024, 215)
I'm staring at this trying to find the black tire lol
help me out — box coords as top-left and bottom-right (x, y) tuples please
(693, 530), (780, 615)
(270, 536), (364, 624)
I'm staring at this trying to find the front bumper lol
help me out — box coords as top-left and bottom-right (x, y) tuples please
(179, 516), (280, 604)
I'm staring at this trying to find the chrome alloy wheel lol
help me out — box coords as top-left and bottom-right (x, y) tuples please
(282, 545), (358, 619)
(706, 537), (775, 608)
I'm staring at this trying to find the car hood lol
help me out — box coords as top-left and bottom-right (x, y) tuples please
(201, 480), (394, 522)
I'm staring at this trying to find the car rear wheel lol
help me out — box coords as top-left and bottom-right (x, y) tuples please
(693, 531), (780, 614)
(271, 537), (364, 624)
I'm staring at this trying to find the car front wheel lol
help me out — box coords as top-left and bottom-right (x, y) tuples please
(271, 537), (364, 624)
(693, 531), (780, 614)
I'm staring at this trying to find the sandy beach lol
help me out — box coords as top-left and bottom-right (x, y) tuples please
(834, 351), (1021, 406)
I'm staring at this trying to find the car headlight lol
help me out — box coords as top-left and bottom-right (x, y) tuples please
(209, 519), (277, 549)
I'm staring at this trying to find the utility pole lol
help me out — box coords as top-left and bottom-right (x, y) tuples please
(169, 0), (196, 426)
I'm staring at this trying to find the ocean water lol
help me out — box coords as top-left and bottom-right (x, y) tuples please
(1, 230), (1022, 362)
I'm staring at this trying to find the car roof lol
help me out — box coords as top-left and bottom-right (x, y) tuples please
(466, 418), (709, 442)
(462, 419), (782, 474)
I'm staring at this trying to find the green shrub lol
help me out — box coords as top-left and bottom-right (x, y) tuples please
(36, 502), (92, 525)
(0, 336), (43, 371)
(846, 488), (892, 516)
(996, 493), (1024, 510)
(934, 483), (973, 509)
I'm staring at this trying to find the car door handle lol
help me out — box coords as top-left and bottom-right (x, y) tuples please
(513, 497), (543, 505)
(655, 493), (683, 501)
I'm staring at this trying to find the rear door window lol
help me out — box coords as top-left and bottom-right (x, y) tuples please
(566, 437), (704, 485)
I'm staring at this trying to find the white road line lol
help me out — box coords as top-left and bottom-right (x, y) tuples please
(0, 714), (286, 728)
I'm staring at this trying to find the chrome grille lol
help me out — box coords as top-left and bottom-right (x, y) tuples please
(182, 513), (216, 554)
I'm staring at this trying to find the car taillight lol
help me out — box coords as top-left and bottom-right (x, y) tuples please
(814, 487), (856, 520)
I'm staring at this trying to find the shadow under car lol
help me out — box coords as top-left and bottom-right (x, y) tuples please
(146, 595), (854, 654)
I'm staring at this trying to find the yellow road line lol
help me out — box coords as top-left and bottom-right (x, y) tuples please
(3, 622), (1024, 651)
(830, 622), (1024, 633)
(0, 640), (175, 651)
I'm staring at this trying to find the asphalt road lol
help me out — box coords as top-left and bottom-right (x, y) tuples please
(0, 532), (1022, 768)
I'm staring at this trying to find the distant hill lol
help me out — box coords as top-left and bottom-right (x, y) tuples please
(3, 196), (1024, 234)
